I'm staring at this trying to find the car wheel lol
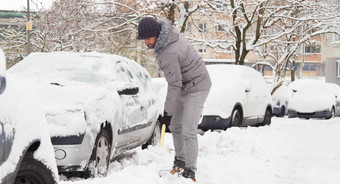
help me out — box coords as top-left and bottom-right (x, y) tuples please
(142, 120), (161, 149)
(15, 152), (55, 184)
(85, 128), (111, 178)
(327, 107), (335, 119)
(261, 109), (272, 126)
(279, 106), (285, 117)
(231, 108), (242, 126)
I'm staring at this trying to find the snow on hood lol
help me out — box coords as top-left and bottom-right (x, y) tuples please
(0, 74), (58, 180)
(289, 84), (336, 112)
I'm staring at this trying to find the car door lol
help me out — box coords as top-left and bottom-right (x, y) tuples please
(128, 61), (158, 141)
(242, 69), (266, 124)
(114, 60), (145, 146)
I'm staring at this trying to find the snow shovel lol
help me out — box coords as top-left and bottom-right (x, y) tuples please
(160, 124), (166, 146)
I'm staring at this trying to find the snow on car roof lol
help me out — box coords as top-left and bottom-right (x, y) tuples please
(206, 64), (245, 79)
(9, 52), (132, 84)
(289, 79), (325, 91)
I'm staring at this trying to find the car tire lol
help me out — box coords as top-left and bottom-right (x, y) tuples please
(231, 108), (242, 126)
(327, 107), (335, 119)
(261, 108), (272, 126)
(15, 152), (56, 184)
(85, 128), (111, 178)
(279, 106), (285, 117)
(142, 120), (161, 149)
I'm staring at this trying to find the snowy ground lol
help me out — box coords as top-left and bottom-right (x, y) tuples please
(59, 117), (340, 184)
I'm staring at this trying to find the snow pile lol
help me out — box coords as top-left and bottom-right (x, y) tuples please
(59, 117), (340, 184)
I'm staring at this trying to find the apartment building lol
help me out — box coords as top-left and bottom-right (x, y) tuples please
(181, 1), (337, 80)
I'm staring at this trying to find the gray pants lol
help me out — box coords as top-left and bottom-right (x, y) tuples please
(169, 90), (209, 171)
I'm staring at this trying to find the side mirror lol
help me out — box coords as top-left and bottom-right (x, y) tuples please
(118, 87), (139, 95)
(244, 80), (251, 92)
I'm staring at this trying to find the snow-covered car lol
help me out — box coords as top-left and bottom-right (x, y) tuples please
(8, 52), (161, 177)
(288, 82), (340, 119)
(272, 83), (292, 117)
(0, 49), (59, 183)
(198, 65), (273, 131)
(272, 79), (325, 117)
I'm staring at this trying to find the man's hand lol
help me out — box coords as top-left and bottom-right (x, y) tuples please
(160, 111), (172, 126)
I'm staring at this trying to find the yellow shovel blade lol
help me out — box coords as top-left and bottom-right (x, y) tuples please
(160, 124), (166, 146)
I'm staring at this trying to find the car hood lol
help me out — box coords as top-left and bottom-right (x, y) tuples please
(36, 80), (117, 137)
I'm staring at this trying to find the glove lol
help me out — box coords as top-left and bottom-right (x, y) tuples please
(160, 111), (172, 126)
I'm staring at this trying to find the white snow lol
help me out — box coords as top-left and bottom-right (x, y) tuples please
(58, 117), (340, 184)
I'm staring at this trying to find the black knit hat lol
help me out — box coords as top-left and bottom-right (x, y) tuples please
(137, 17), (161, 40)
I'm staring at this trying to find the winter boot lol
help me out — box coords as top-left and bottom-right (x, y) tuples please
(170, 156), (185, 174)
(182, 168), (196, 182)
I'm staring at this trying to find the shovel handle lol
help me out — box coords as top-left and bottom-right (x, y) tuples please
(160, 124), (166, 146)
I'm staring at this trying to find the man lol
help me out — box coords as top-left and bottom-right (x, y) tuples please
(137, 17), (212, 182)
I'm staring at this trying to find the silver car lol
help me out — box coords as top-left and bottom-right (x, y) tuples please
(9, 52), (161, 178)
(0, 49), (59, 183)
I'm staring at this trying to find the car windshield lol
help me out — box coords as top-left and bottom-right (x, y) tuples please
(9, 52), (117, 84)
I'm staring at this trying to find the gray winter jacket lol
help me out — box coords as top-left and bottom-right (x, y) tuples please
(155, 19), (212, 116)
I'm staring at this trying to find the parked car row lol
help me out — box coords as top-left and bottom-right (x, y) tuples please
(2, 48), (339, 183)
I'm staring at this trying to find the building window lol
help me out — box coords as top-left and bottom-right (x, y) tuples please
(305, 43), (321, 54)
(333, 33), (340, 42)
(216, 3), (230, 10)
(216, 25), (224, 32)
(302, 64), (317, 71)
(198, 45), (207, 54)
(337, 60), (340, 77)
(199, 23), (207, 33)
(270, 45), (278, 52)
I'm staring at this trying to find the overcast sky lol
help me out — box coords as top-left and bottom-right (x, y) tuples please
(0, 0), (54, 11)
